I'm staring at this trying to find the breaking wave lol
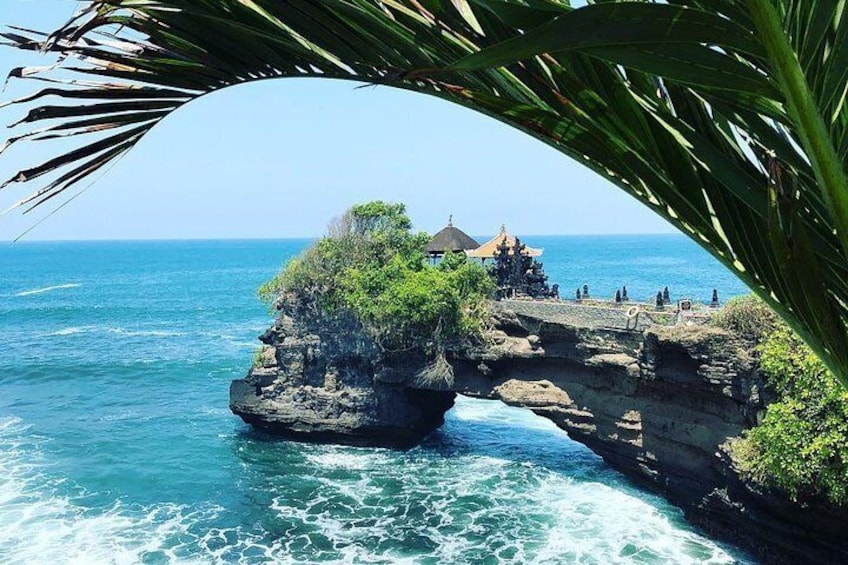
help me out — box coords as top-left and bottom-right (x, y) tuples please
(0, 402), (750, 565)
(14, 283), (81, 297)
(42, 326), (186, 338)
(0, 416), (252, 565)
(269, 442), (743, 564)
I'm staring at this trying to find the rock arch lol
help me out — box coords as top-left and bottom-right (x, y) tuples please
(231, 300), (847, 564)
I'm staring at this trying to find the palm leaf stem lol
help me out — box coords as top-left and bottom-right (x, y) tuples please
(746, 0), (848, 257)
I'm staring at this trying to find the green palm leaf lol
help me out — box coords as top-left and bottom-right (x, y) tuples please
(1, 0), (847, 387)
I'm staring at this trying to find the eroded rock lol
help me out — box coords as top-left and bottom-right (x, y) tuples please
(230, 305), (455, 448)
(230, 300), (847, 563)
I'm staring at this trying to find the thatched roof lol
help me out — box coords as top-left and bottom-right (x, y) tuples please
(466, 226), (542, 259)
(425, 218), (480, 255)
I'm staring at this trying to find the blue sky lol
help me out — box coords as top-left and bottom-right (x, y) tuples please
(0, 0), (674, 241)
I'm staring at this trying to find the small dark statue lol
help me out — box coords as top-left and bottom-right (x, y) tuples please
(576, 288), (582, 300)
(656, 291), (665, 311)
(615, 289), (622, 303)
(583, 284), (590, 298)
(491, 237), (551, 299)
(710, 289), (720, 308)
(663, 286), (671, 304)
(622, 286), (629, 301)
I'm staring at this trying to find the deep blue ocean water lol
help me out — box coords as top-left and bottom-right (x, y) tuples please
(0, 236), (753, 564)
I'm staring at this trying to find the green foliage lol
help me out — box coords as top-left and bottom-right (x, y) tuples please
(252, 346), (270, 369)
(260, 202), (494, 353)
(713, 294), (780, 344)
(735, 325), (848, 506)
(349, 201), (411, 236)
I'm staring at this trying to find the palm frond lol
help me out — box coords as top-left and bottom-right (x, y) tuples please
(2, 0), (848, 385)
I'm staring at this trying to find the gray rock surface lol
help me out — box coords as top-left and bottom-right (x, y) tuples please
(230, 305), (455, 448)
(230, 300), (848, 564)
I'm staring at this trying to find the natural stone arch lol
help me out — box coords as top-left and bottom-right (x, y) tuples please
(231, 297), (848, 563)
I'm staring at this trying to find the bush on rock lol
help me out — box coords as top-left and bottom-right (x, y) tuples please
(259, 201), (494, 354)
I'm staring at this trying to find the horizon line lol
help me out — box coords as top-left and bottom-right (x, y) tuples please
(1, 231), (684, 244)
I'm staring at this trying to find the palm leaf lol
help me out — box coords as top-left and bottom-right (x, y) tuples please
(2, 0), (848, 386)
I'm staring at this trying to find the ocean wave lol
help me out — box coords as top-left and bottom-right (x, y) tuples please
(0, 409), (751, 565)
(226, 340), (259, 349)
(14, 283), (81, 297)
(41, 326), (186, 338)
(267, 448), (745, 565)
(0, 416), (253, 565)
(305, 449), (392, 472)
(44, 326), (96, 337)
(197, 330), (260, 349)
(106, 328), (186, 338)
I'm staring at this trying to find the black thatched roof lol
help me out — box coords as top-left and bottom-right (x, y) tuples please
(425, 220), (479, 255)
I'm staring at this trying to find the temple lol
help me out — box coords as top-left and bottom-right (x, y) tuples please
(465, 225), (542, 262)
(461, 225), (552, 300)
(424, 216), (480, 261)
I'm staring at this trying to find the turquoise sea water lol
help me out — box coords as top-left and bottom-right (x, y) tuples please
(0, 236), (753, 564)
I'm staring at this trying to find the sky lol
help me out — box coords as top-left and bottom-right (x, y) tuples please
(0, 0), (675, 241)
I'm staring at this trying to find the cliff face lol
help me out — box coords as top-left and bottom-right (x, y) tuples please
(445, 306), (763, 508)
(444, 304), (848, 564)
(230, 300), (848, 564)
(229, 304), (455, 448)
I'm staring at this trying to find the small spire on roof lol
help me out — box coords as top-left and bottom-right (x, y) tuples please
(500, 224), (507, 235)
(448, 214), (453, 227)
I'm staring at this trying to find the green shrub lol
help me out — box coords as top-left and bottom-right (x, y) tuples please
(259, 201), (494, 353)
(735, 325), (848, 506)
(712, 294), (779, 344)
(252, 346), (272, 368)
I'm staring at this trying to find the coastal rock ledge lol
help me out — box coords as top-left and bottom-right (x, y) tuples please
(229, 304), (456, 448)
(230, 301), (848, 564)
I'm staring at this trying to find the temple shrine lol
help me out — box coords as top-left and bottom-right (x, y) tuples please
(424, 216), (480, 261)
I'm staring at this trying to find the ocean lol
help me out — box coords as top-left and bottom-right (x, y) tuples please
(0, 236), (753, 564)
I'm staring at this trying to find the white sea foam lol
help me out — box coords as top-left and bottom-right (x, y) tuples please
(265, 400), (751, 565)
(270, 452), (745, 565)
(0, 417), (381, 565)
(305, 451), (387, 471)
(227, 340), (259, 349)
(0, 423), (433, 565)
(47, 326), (93, 337)
(42, 326), (185, 338)
(106, 328), (186, 337)
(0, 405), (751, 565)
(14, 283), (81, 297)
(531, 478), (740, 564)
(0, 417), (236, 565)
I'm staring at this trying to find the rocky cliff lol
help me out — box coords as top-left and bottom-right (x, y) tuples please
(230, 300), (848, 564)
(229, 300), (455, 448)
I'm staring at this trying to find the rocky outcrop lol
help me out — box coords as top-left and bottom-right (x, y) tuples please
(230, 299), (848, 563)
(446, 306), (763, 506)
(230, 304), (455, 448)
(442, 304), (848, 564)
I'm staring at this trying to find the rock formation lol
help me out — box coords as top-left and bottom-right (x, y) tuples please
(231, 299), (848, 564)
(230, 300), (455, 448)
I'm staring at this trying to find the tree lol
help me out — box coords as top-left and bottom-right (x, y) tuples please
(2, 1), (847, 385)
(260, 201), (494, 353)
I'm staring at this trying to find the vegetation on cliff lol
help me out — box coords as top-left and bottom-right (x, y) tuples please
(259, 201), (494, 354)
(721, 297), (848, 506)
(713, 295), (780, 345)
